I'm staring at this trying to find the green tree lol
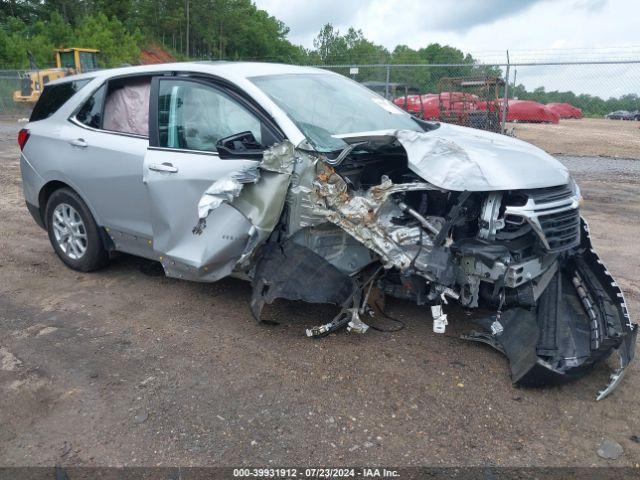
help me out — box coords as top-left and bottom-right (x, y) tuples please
(389, 45), (429, 90)
(41, 0), (88, 26)
(312, 24), (347, 64)
(0, 0), (42, 24)
(73, 13), (141, 67)
(0, 17), (30, 68)
(92, 0), (133, 23)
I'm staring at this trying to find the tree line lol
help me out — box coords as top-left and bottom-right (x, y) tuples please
(1, 0), (307, 67)
(1, 0), (638, 116)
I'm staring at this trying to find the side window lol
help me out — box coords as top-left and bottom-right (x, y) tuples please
(103, 77), (151, 136)
(79, 52), (98, 71)
(59, 51), (75, 69)
(76, 84), (106, 128)
(158, 79), (262, 152)
(30, 79), (90, 121)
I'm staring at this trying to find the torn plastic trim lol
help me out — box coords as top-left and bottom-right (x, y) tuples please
(581, 219), (636, 400)
(230, 141), (299, 256)
(193, 166), (260, 235)
(596, 350), (628, 401)
(250, 240), (355, 322)
(464, 219), (636, 400)
(193, 140), (297, 238)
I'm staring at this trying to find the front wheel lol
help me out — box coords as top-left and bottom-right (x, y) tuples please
(45, 188), (108, 272)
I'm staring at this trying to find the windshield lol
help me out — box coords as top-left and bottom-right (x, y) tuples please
(250, 73), (425, 151)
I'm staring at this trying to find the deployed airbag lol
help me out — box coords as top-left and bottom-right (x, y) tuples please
(103, 79), (151, 136)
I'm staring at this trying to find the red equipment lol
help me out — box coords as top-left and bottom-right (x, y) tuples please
(546, 102), (583, 119)
(477, 99), (560, 124)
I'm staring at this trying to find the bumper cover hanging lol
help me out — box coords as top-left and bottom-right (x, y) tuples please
(465, 221), (636, 400)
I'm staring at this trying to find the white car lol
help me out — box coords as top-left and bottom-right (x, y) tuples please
(18, 62), (635, 399)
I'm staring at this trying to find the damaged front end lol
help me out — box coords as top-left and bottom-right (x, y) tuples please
(193, 128), (636, 400)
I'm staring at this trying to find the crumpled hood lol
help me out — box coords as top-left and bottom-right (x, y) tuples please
(336, 123), (570, 191)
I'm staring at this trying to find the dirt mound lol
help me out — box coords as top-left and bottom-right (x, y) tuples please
(140, 43), (175, 65)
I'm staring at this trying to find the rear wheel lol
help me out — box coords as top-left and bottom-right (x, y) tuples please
(45, 188), (108, 272)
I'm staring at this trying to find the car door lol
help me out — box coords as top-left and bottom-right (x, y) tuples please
(67, 77), (153, 238)
(144, 76), (280, 281)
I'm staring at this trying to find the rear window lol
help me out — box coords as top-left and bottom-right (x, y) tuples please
(30, 79), (90, 122)
(76, 84), (106, 129)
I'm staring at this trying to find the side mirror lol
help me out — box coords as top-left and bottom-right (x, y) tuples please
(216, 131), (264, 160)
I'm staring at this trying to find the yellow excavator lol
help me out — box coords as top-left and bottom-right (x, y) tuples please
(13, 48), (100, 103)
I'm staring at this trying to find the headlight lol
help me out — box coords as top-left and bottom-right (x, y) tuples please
(569, 177), (583, 206)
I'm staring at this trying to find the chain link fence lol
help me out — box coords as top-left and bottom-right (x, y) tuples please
(316, 61), (640, 118)
(316, 60), (640, 158)
(0, 70), (32, 117)
(1, 60), (639, 157)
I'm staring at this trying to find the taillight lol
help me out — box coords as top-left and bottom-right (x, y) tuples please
(17, 128), (29, 151)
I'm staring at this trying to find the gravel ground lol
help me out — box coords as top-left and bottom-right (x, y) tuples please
(514, 118), (640, 159)
(0, 119), (639, 467)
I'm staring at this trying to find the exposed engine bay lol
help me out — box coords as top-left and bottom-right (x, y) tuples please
(194, 131), (636, 401)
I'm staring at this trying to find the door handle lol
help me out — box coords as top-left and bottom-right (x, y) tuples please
(69, 138), (87, 148)
(148, 162), (178, 173)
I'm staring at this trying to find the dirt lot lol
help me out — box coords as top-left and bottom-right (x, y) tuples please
(515, 117), (640, 159)
(0, 119), (639, 467)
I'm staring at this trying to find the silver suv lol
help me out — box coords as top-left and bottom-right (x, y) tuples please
(19, 62), (635, 399)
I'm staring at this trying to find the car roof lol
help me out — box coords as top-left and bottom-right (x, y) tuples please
(47, 61), (329, 86)
(44, 61), (327, 148)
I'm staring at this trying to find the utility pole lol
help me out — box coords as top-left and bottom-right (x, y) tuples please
(185, 0), (190, 57)
(385, 64), (391, 99)
(501, 50), (510, 134)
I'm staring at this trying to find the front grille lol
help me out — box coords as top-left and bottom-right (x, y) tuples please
(538, 208), (581, 251)
(523, 183), (573, 204)
(504, 183), (581, 252)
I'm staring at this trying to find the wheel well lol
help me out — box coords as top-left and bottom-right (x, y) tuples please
(38, 181), (114, 252)
(38, 181), (72, 226)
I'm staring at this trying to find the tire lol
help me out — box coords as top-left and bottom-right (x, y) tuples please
(45, 188), (108, 272)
